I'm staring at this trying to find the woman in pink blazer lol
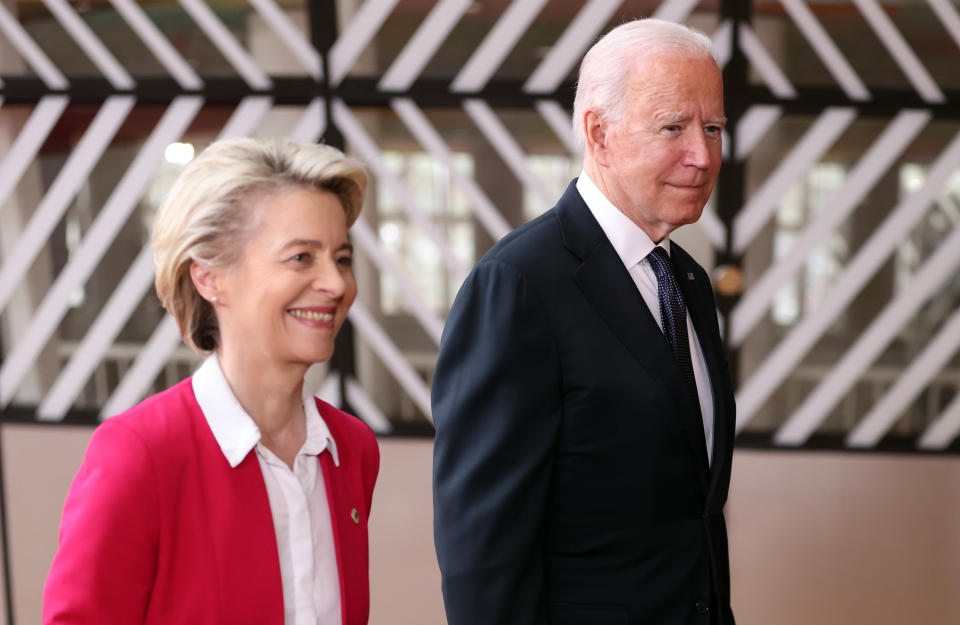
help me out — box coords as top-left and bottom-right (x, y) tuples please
(43, 137), (379, 625)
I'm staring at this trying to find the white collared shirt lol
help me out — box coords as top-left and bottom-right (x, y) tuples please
(576, 172), (715, 464)
(193, 355), (342, 625)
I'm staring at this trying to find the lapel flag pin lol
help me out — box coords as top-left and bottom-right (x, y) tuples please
(350, 508), (360, 524)
(687, 272), (695, 281)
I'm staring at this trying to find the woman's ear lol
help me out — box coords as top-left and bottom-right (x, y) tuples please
(190, 261), (221, 305)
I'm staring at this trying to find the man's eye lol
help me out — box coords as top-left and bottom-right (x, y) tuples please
(664, 125), (681, 132)
(291, 253), (309, 262)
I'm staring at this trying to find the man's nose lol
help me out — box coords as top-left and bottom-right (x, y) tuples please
(683, 129), (714, 169)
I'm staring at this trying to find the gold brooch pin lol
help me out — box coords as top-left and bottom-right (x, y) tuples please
(350, 508), (360, 524)
(687, 272), (695, 281)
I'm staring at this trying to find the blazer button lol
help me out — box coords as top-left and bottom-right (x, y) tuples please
(695, 599), (710, 614)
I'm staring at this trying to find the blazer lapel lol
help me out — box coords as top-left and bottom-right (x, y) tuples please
(557, 182), (710, 483)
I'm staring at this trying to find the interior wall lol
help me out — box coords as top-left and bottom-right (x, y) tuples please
(6, 426), (959, 625)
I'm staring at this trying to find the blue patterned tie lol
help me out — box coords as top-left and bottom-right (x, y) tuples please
(646, 246), (701, 408)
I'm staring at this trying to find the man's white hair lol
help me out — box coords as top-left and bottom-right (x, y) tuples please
(572, 18), (716, 148)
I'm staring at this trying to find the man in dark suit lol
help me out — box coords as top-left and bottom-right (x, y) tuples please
(432, 18), (736, 625)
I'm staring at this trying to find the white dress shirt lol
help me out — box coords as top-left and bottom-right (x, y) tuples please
(577, 172), (715, 464)
(192, 355), (343, 625)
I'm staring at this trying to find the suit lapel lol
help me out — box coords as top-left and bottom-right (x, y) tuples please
(671, 246), (734, 499)
(557, 183), (710, 484)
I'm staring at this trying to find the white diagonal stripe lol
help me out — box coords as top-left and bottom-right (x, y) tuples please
(733, 107), (857, 254)
(109, 0), (202, 89)
(351, 216), (444, 344)
(524, 0), (622, 94)
(0, 96), (204, 408)
(740, 23), (797, 98)
(730, 110), (930, 347)
(652, 0), (700, 23)
(535, 100), (581, 158)
(219, 96), (273, 139)
(698, 208), (726, 250)
(332, 99), (468, 279)
(852, 0), (944, 103)
(316, 371), (341, 410)
(0, 96), (135, 313)
(463, 99), (554, 208)
(37, 246), (155, 420)
(0, 3), (68, 89)
(736, 130), (960, 431)
(178, 0), (272, 89)
(349, 301), (432, 422)
(775, 223), (960, 445)
(735, 105), (783, 161)
(100, 316), (182, 418)
(391, 98), (511, 241)
(927, 0), (960, 53)
(379, 0), (473, 91)
(451, 0), (549, 92)
(42, 0), (134, 89)
(329, 0), (400, 86)
(0, 96), (68, 215)
(711, 19), (733, 68)
(247, 0), (322, 78)
(919, 393), (960, 450)
(345, 376), (393, 433)
(847, 306), (960, 448)
(289, 98), (327, 143)
(779, 0), (870, 101)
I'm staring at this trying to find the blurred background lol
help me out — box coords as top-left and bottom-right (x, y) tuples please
(1, 0), (960, 623)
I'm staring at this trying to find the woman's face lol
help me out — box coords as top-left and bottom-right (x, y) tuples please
(213, 187), (356, 369)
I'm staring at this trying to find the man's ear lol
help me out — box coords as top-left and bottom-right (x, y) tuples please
(190, 261), (221, 305)
(584, 110), (610, 166)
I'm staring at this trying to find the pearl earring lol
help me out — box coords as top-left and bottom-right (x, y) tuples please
(210, 296), (218, 303)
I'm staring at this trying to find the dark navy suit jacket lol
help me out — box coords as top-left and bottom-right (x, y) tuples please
(432, 181), (736, 625)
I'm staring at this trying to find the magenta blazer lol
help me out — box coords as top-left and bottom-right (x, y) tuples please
(42, 377), (379, 625)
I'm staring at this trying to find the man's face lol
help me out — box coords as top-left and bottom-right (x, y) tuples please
(595, 53), (725, 242)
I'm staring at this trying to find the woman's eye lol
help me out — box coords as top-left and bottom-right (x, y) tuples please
(338, 255), (354, 268)
(291, 252), (309, 262)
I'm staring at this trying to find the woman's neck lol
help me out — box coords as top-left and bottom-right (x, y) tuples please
(216, 345), (309, 468)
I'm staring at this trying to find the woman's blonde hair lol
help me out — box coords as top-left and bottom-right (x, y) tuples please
(151, 137), (367, 353)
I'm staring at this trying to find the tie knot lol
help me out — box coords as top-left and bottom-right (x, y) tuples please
(646, 246), (672, 279)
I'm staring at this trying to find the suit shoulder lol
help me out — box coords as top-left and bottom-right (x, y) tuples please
(481, 209), (562, 270)
(97, 379), (201, 457)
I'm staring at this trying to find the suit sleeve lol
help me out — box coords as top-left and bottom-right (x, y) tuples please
(432, 259), (561, 625)
(42, 419), (161, 625)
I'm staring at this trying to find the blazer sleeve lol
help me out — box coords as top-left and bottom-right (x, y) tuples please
(42, 419), (161, 625)
(432, 259), (561, 625)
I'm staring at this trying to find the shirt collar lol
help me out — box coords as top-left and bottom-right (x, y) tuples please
(192, 354), (339, 468)
(576, 170), (671, 268)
